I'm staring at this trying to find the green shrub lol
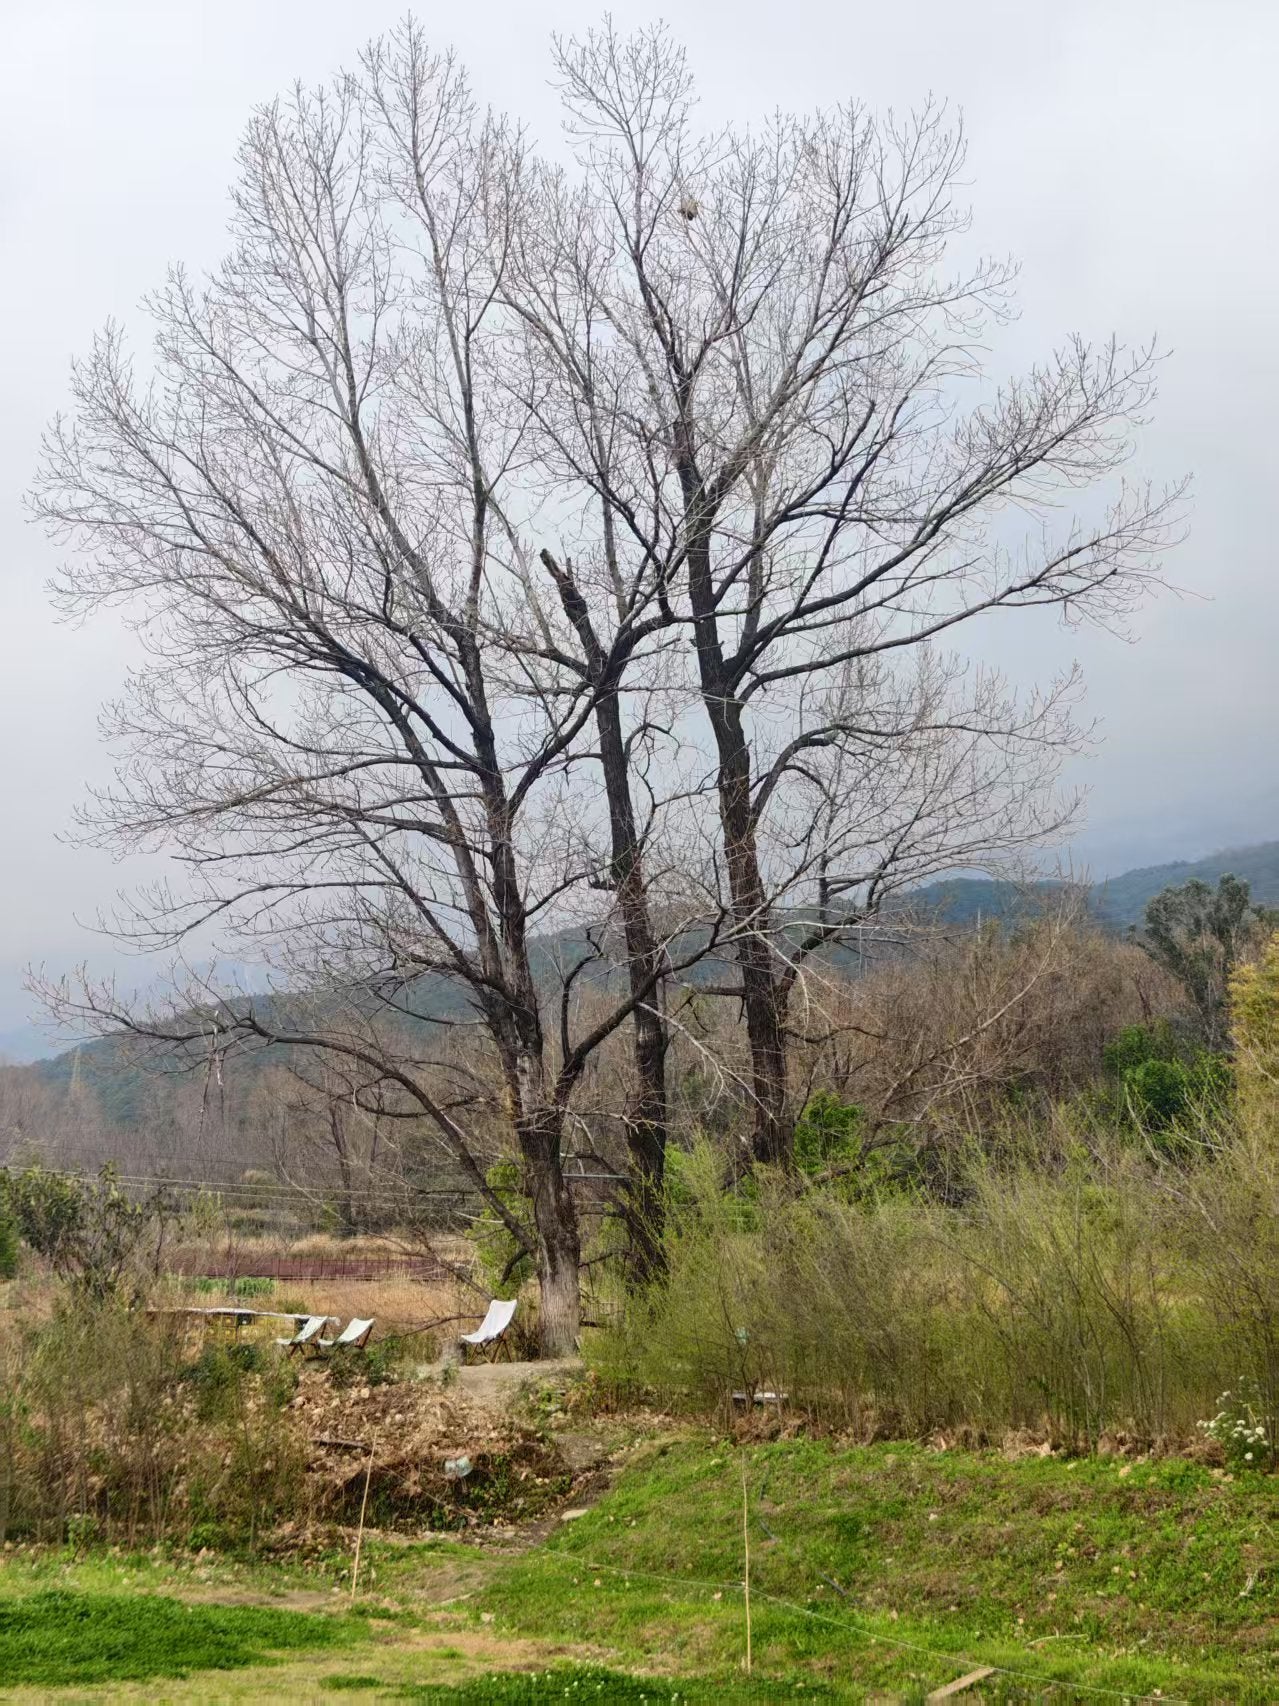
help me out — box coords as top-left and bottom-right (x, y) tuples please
(467, 1158), (535, 1291)
(1099, 1021), (1231, 1148)
(596, 1134), (1276, 1452)
(183, 1340), (296, 1422)
(0, 1197), (19, 1280)
(1102, 1020), (1180, 1076)
(793, 1090), (864, 1173)
(1126, 1057), (1196, 1129)
(0, 1297), (305, 1548)
(0, 1164), (161, 1299)
(327, 1336), (403, 1389)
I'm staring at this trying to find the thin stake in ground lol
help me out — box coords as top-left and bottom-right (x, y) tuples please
(741, 1458), (752, 1675)
(350, 1429), (378, 1602)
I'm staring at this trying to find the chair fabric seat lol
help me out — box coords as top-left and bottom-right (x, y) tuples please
(460, 1298), (517, 1345)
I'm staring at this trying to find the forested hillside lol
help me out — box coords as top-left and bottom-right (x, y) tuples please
(2, 838), (1274, 1186)
(895, 840), (1279, 927)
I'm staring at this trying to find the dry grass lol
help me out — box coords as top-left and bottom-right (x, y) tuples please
(170, 1228), (474, 1272)
(157, 1274), (467, 1341)
(283, 1231), (473, 1265)
(283, 1275), (464, 1338)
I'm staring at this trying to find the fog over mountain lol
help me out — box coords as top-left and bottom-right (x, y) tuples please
(2, 0), (1275, 1057)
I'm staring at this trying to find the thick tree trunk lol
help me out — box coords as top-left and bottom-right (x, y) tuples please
(710, 706), (791, 1165)
(594, 687), (670, 1283)
(536, 1223), (583, 1358)
(681, 508), (792, 1166)
(539, 546), (671, 1282)
(521, 1106), (582, 1356)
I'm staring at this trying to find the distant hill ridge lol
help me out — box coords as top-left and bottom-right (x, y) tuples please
(11, 839), (1279, 1099)
(1088, 840), (1279, 925)
(914, 835), (1279, 928)
(910, 839), (1279, 929)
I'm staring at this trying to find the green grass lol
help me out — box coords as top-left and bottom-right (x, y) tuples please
(469, 1437), (1279, 1701)
(1, 1438), (1276, 1700)
(0, 1588), (355, 1687)
(396, 1662), (814, 1700)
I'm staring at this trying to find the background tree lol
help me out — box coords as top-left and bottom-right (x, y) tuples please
(1229, 928), (1279, 1131)
(1141, 874), (1275, 1049)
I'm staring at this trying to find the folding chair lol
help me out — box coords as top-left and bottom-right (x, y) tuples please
(276, 1314), (328, 1354)
(319, 1317), (375, 1352)
(459, 1298), (518, 1363)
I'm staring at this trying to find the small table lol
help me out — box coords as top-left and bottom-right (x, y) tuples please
(148, 1306), (338, 1335)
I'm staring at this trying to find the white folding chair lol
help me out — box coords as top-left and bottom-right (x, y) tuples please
(459, 1298), (517, 1363)
(276, 1314), (327, 1353)
(319, 1317), (375, 1352)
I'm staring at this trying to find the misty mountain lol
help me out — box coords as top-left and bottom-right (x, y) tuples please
(11, 839), (1279, 1125)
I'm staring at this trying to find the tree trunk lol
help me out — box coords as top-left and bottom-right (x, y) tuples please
(536, 1222), (583, 1358)
(679, 492), (792, 1167)
(539, 546), (671, 1282)
(594, 686), (670, 1283)
(328, 1105), (357, 1237)
(712, 707), (791, 1165)
(521, 1106), (582, 1356)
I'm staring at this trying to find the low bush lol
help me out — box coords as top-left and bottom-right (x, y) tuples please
(596, 1135), (1278, 1458)
(0, 1196), (18, 1280)
(1097, 1021), (1231, 1148)
(327, 1335), (405, 1389)
(0, 1300), (306, 1548)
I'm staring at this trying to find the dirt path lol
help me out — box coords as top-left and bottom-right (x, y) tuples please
(448, 1355), (582, 1411)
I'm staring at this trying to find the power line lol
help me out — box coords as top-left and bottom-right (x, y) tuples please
(24, 1167), (627, 1205)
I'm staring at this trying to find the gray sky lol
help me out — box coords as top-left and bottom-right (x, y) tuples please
(2, 0), (1276, 1053)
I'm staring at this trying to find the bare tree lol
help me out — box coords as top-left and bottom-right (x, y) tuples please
(32, 18), (1181, 1342)
(511, 23), (1183, 1162)
(31, 37), (714, 1352)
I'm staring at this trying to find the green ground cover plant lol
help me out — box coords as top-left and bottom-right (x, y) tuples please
(397, 1664), (786, 1702)
(0, 1435), (1274, 1699)
(0, 1587), (355, 1687)
(470, 1436), (1279, 1700)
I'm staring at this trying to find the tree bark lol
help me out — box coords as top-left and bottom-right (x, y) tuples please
(707, 699), (791, 1165)
(540, 548), (671, 1281)
(594, 686), (669, 1281)
(681, 505), (791, 1165)
(521, 1107), (582, 1355)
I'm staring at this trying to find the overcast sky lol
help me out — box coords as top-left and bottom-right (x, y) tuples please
(2, 0), (1276, 1053)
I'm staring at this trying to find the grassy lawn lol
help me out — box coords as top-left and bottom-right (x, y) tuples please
(0, 1588), (358, 1688)
(465, 1436), (1279, 1702)
(0, 1436), (1276, 1699)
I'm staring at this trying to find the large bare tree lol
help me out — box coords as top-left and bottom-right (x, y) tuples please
(32, 40), (714, 1352)
(507, 23), (1182, 1162)
(33, 18), (1179, 1342)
